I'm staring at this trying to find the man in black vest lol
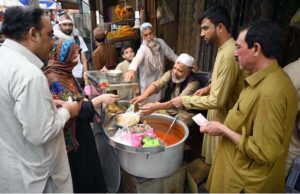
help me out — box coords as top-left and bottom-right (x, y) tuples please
(130, 53), (200, 126)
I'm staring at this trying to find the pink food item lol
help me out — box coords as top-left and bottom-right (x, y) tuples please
(84, 85), (100, 96)
(130, 128), (156, 147)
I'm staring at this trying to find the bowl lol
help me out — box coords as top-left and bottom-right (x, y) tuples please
(107, 70), (122, 77)
(106, 100), (131, 115)
(107, 70), (122, 83)
(106, 102), (126, 114)
(113, 112), (140, 128)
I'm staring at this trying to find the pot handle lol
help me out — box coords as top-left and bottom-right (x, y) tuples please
(108, 139), (165, 154)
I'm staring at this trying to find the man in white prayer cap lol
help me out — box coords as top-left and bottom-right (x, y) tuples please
(125, 22), (178, 103)
(130, 53), (200, 126)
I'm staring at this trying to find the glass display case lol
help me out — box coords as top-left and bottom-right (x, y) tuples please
(86, 70), (140, 101)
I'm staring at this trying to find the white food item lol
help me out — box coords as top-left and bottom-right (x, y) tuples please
(115, 113), (139, 127)
(67, 96), (73, 102)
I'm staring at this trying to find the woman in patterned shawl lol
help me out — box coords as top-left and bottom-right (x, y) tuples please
(44, 39), (119, 192)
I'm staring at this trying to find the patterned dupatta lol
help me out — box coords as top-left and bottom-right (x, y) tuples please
(44, 39), (83, 153)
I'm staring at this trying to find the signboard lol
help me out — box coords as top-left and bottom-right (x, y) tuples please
(39, 0), (61, 9)
(0, 0), (61, 9)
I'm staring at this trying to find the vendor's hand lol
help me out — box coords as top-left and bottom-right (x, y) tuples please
(62, 100), (82, 118)
(139, 103), (156, 115)
(100, 66), (108, 73)
(171, 96), (183, 109)
(92, 93), (119, 107)
(194, 85), (210, 96)
(124, 70), (135, 82)
(83, 72), (89, 85)
(130, 95), (146, 105)
(54, 99), (65, 107)
(200, 121), (224, 136)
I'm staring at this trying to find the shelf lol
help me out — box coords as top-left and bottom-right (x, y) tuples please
(106, 18), (134, 26)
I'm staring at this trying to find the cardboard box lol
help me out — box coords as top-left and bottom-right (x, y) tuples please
(186, 158), (210, 193)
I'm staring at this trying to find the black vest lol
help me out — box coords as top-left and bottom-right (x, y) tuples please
(160, 71), (197, 102)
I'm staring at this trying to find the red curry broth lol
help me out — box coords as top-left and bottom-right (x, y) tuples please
(141, 117), (186, 146)
(155, 130), (182, 146)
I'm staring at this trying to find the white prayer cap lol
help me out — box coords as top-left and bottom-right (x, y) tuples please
(58, 14), (74, 25)
(176, 53), (195, 67)
(140, 22), (153, 32)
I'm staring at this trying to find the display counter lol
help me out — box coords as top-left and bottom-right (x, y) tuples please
(86, 70), (140, 101)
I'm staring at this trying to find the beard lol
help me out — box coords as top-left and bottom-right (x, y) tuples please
(146, 39), (157, 47)
(172, 72), (187, 84)
(204, 32), (217, 44)
(62, 29), (72, 36)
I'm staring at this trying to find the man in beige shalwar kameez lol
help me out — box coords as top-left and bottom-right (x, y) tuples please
(201, 19), (297, 193)
(172, 5), (244, 164)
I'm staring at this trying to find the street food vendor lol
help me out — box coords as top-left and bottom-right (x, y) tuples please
(130, 53), (200, 126)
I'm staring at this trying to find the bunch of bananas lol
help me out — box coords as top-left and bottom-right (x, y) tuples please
(107, 25), (135, 39)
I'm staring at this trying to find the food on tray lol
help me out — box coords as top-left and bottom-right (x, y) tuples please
(106, 102), (126, 114)
(129, 124), (161, 147)
(114, 112), (140, 127)
(129, 123), (149, 134)
(142, 136), (161, 147)
(114, 5), (134, 20)
(107, 25), (135, 39)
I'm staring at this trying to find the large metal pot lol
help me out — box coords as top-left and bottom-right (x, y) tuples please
(108, 114), (189, 178)
(107, 70), (122, 83)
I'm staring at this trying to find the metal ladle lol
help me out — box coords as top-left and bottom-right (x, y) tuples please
(162, 115), (178, 142)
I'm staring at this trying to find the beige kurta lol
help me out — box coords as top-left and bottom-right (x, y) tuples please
(115, 60), (138, 100)
(206, 63), (298, 193)
(116, 60), (130, 72)
(153, 71), (200, 126)
(182, 38), (244, 164)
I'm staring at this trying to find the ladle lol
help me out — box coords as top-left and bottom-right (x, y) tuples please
(162, 115), (178, 142)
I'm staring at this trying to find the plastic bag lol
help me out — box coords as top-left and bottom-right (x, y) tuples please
(84, 84), (100, 97)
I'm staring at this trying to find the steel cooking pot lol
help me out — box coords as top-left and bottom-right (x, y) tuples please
(106, 114), (189, 178)
(107, 70), (122, 83)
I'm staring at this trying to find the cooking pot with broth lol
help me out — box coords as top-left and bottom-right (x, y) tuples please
(106, 114), (189, 178)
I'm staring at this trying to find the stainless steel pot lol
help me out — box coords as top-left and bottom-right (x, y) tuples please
(106, 114), (189, 178)
(107, 70), (122, 83)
